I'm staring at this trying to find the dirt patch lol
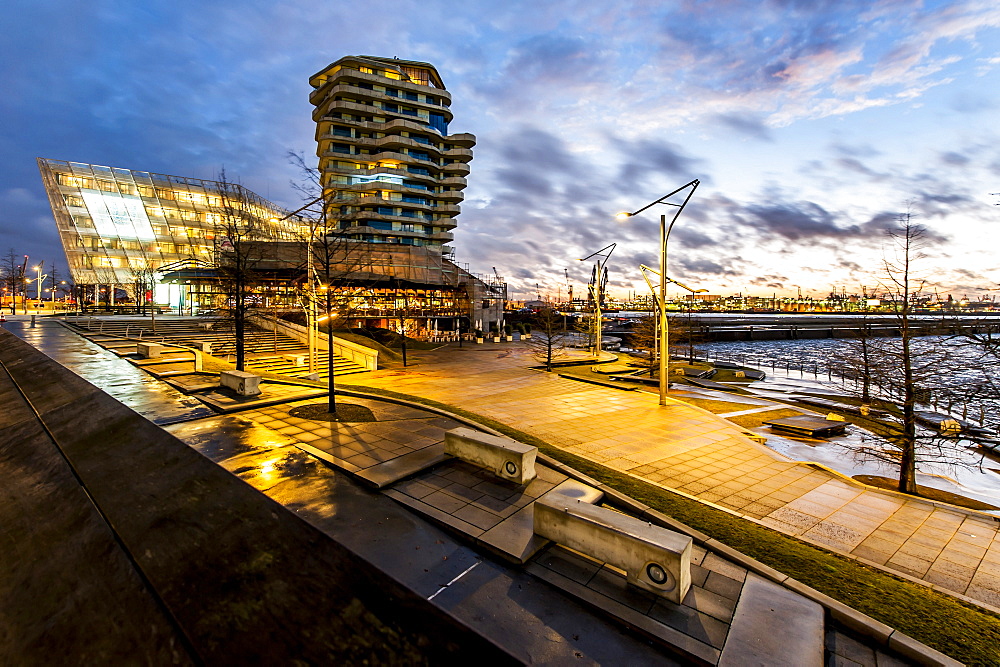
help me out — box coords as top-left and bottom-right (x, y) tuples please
(289, 403), (377, 422)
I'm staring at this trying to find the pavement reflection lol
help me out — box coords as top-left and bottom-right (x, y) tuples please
(5, 320), (214, 424)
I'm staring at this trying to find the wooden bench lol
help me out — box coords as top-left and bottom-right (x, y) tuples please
(533, 496), (692, 603)
(220, 370), (261, 397)
(444, 427), (537, 485)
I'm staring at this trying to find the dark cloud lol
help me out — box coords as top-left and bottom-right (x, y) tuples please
(940, 152), (971, 167)
(615, 138), (702, 186)
(742, 201), (841, 240)
(835, 157), (884, 178)
(670, 227), (716, 249)
(713, 114), (774, 141)
(831, 142), (882, 158)
(676, 258), (734, 275)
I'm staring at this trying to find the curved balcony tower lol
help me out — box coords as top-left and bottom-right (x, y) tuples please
(309, 56), (475, 256)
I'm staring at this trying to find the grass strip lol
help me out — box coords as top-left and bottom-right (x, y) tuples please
(342, 383), (1000, 665)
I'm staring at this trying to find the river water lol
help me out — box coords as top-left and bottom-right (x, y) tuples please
(691, 336), (1000, 509)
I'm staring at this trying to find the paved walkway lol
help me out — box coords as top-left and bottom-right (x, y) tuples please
(343, 343), (1000, 611)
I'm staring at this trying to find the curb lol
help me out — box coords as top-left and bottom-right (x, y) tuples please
(328, 386), (965, 666)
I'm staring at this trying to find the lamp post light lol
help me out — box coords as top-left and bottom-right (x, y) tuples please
(617, 179), (700, 406)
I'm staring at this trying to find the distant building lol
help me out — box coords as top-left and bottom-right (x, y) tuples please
(35, 57), (504, 334)
(36, 157), (503, 333)
(308, 56), (475, 256)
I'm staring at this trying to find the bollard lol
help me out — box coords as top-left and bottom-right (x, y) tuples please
(30, 314), (36, 327)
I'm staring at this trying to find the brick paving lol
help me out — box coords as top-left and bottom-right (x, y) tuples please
(339, 343), (1000, 611)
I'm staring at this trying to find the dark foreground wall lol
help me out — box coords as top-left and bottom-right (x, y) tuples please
(0, 329), (516, 665)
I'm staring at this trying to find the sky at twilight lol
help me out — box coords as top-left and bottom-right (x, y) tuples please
(2, 0), (999, 300)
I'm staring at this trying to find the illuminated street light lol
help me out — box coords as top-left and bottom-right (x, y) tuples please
(617, 179), (700, 406)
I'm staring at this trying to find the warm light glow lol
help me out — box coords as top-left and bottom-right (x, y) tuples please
(615, 212), (632, 221)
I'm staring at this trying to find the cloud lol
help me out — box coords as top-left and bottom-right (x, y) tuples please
(713, 114), (774, 141)
(615, 137), (702, 186)
(940, 151), (971, 166)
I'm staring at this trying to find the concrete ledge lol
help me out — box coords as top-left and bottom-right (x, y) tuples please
(533, 496), (692, 603)
(0, 329), (517, 664)
(719, 573), (823, 667)
(219, 370), (261, 396)
(325, 387), (970, 663)
(888, 630), (963, 667)
(136, 342), (162, 358)
(444, 427), (537, 485)
(282, 353), (306, 367)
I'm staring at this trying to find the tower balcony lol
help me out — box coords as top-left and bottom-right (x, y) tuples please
(441, 162), (471, 176)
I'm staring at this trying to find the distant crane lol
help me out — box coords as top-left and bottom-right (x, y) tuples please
(564, 268), (573, 306)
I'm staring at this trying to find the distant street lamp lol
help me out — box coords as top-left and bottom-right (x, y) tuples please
(34, 265), (49, 303)
(617, 180), (700, 405)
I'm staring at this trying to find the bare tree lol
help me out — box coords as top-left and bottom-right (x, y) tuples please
(629, 315), (659, 376)
(527, 305), (569, 371)
(213, 170), (267, 371)
(289, 151), (378, 415)
(838, 213), (974, 495)
(1, 248), (23, 313)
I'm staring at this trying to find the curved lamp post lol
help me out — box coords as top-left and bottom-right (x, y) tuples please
(617, 179), (700, 405)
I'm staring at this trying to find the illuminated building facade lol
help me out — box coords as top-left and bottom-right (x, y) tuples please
(37, 157), (505, 332)
(308, 56), (475, 255)
(37, 158), (303, 309)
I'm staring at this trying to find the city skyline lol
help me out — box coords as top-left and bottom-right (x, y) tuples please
(2, 0), (999, 299)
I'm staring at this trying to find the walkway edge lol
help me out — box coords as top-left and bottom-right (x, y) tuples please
(331, 386), (964, 666)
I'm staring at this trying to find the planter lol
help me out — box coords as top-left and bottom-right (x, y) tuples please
(476, 337), (484, 344)
(505, 335), (513, 342)
(523, 333), (531, 340)
(492, 337), (501, 343)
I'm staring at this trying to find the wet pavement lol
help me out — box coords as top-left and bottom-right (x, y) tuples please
(1, 318), (680, 663)
(340, 342), (1000, 613)
(4, 319), (213, 424)
(2, 317), (955, 664)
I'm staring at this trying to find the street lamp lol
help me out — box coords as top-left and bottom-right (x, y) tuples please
(617, 179), (700, 405)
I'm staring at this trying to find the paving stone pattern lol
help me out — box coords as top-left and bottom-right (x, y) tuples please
(535, 542), (744, 652)
(344, 345), (1000, 611)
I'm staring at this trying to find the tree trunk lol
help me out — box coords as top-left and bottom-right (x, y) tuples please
(327, 291), (337, 414)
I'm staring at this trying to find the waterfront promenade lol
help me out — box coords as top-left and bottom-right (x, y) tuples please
(346, 343), (1000, 612)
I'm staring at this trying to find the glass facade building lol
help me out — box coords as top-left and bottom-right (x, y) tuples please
(35, 57), (505, 332)
(37, 158), (305, 308)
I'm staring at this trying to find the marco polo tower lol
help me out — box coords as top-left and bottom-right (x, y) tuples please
(308, 56), (475, 255)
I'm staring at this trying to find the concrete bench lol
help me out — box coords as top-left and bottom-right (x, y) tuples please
(195, 341), (212, 354)
(198, 322), (213, 331)
(533, 496), (692, 603)
(136, 342), (162, 359)
(220, 370), (262, 397)
(282, 354), (306, 367)
(444, 427), (537, 485)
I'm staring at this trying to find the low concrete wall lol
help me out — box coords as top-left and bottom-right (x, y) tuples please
(251, 314), (378, 371)
(220, 370), (261, 396)
(534, 496), (692, 603)
(444, 427), (537, 485)
(0, 329), (514, 665)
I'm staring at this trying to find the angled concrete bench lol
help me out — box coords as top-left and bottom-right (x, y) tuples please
(282, 353), (306, 367)
(136, 342), (162, 359)
(533, 496), (692, 603)
(444, 427), (537, 485)
(220, 370), (262, 397)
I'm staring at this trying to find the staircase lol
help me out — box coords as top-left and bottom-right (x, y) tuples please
(65, 316), (369, 379)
